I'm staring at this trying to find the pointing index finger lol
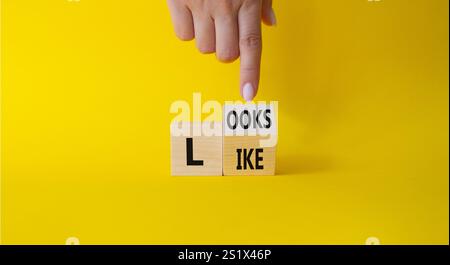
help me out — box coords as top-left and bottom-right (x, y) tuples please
(238, 1), (262, 102)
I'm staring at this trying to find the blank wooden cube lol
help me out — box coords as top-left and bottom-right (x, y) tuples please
(170, 122), (222, 176)
(223, 103), (277, 175)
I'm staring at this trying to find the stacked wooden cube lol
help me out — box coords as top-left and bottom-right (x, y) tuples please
(171, 103), (277, 176)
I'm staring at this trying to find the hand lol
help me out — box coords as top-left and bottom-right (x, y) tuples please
(167, 0), (276, 101)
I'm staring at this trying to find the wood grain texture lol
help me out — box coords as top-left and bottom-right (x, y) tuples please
(223, 136), (276, 176)
(170, 135), (223, 176)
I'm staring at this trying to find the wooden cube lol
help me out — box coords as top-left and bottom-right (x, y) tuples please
(223, 103), (277, 175)
(170, 122), (222, 176)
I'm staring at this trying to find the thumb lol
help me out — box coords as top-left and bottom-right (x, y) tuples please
(261, 0), (277, 26)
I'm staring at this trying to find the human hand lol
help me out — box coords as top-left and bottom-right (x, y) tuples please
(167, 0), (276, 101)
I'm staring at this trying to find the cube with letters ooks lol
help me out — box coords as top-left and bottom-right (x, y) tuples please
(170, 122), (222, 176)
(223, 103), (278, 175)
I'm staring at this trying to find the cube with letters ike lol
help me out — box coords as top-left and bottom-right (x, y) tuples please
(170, 122), (222, 176)
(223, 103), (277, 175)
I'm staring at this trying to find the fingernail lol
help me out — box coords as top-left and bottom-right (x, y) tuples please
(242, 83), (255, 102)
(269, 8), (277, 26)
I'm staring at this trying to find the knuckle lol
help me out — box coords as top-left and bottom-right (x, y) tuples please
(241, 64), (259, 73)
(176, 31), (194, 41)
(185, 0), (196, 7)
(197, 44), (215, 54)
(216, 0), (234, 14)
(241, 61), (260, 73)
(240, 34), (262, 48)
(217, 48), (239, 62)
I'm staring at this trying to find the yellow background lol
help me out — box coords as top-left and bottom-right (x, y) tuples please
(1, 0), (448, 244)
